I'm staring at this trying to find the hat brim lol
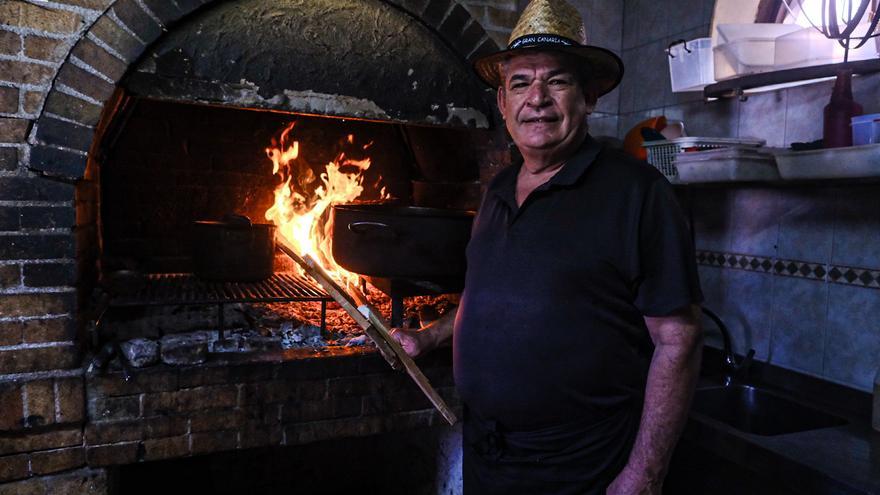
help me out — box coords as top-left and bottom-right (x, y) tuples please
(472, 43), (624, 96)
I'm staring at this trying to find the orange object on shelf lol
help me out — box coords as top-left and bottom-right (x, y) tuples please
(623, 116), (667, 160)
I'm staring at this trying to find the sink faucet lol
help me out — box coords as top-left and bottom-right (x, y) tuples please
(700, 306), (755, 386)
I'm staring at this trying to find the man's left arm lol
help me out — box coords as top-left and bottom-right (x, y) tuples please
(607, 304), (703, 495)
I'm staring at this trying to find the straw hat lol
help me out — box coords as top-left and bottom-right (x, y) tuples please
(473, 0), (624, 96)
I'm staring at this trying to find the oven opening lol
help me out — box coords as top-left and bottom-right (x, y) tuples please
(89, 96), (488, 369)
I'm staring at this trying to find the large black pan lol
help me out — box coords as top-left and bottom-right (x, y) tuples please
(331, 204), (474, 280)
(193, 214), (275, 282)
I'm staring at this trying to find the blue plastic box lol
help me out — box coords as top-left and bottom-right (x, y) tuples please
(851, 114), (880, 146)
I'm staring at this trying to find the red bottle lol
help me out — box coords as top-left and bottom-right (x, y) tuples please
(823, 70), (863, 148)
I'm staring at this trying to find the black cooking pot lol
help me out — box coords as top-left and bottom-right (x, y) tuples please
(192, 214), (276, 282)
(331, 204), (474, 279)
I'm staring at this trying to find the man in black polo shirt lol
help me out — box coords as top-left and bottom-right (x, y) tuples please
(392, 1), (703, 493)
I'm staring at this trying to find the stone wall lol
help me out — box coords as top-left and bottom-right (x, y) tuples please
(0, 1), (103, 487)
(0, 345), (458, 488)
(458, 0), (519, 48)
(0, 468), (107, 495)
(79, 350), (456, 468)
(0, 0), (492, 491)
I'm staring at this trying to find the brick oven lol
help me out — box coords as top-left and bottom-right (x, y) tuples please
(0, 0), (518, 492)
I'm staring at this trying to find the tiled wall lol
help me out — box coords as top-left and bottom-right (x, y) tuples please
(616, 0), (717, 139)
(575, 0), (624, 135)
(692, 186), (880, 391)
(617, 0), (880, 142)
(618, 1), (880, 391)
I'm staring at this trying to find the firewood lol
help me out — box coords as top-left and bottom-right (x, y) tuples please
(276, 236), (458, 426)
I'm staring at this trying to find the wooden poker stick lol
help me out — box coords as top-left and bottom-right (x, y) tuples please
(276, 236), (458, 426)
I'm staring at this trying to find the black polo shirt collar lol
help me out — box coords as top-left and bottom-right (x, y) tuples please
(490, 134), (604, 212)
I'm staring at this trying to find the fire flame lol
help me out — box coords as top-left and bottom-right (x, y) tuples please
(264, 122), (386, 286)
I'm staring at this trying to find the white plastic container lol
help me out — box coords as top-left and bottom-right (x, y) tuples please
(668, 38), (715, 92)
(715, 24), (802, 45)
(642, 137), (766, 181)
(775, 26), (879, 69)
(851, 114), (880, 146)
(713, 24), (801, 80)
(774, 143), (880, 179)
(675, 148), (779, 183)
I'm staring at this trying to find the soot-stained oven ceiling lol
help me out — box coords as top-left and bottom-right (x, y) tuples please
(122, 0), (493, 128)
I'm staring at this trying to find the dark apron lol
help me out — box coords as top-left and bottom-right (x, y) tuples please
(462, 405), (640, 495)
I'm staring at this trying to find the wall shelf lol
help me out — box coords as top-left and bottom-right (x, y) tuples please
(703, 58), (880, 98)
(665, 143), (880, 184)
(672, 176), (880, 187)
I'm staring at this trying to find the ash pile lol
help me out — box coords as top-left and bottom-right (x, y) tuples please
(90, 291), (457, 371)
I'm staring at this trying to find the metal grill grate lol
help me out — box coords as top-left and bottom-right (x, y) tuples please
(110, 272), (331, 307)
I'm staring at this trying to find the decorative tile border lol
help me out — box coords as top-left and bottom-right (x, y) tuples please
(828, 265), (880, 289)
(696, 250), (880, 290)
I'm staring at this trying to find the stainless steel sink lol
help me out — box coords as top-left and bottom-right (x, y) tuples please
(692, 384), (849, 436)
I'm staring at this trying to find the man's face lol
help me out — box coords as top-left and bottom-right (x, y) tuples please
(497, 52), (595, 155)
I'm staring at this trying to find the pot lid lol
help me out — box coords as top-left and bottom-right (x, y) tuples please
(194, 214), (276, 228)
(333, 204), (475, 218)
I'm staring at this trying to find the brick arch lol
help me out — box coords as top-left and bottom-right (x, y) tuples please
(29, 0), (499, 180)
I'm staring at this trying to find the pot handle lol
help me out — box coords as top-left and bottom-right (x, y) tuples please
(222, 213), (253, 227)
(219, 214), (255, 244)
(348, 221), (396, 236)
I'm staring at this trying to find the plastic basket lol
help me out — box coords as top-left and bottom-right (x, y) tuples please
(642, 137), (766, 181)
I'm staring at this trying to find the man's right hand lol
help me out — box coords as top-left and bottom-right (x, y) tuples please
(390, 326), (435, 358)
(389, 306), (458, 358)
